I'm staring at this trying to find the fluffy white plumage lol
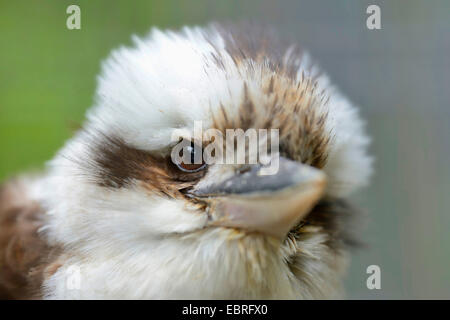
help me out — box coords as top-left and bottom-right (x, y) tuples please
(24, 25), (372, 299)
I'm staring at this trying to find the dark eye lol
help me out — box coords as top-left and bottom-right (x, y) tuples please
(176, 143), (207, 173)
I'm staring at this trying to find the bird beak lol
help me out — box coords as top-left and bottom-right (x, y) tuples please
(188, 157), (327, 239)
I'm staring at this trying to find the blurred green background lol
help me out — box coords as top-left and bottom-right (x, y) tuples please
(1, 0), (449, 298)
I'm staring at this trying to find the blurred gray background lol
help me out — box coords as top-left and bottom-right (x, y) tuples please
(1, 0), (449, 298)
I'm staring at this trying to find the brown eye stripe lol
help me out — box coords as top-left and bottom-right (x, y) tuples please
(73, 132), (206, 197)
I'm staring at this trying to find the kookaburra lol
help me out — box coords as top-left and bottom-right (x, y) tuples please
(0, 24), (372, 299)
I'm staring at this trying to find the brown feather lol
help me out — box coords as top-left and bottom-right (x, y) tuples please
(0, 179), (58, 299)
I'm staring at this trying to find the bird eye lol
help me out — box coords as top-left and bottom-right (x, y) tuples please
(176, 143), (206, 173)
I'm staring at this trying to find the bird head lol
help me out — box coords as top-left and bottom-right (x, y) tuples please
(43, 25), (372, 299)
